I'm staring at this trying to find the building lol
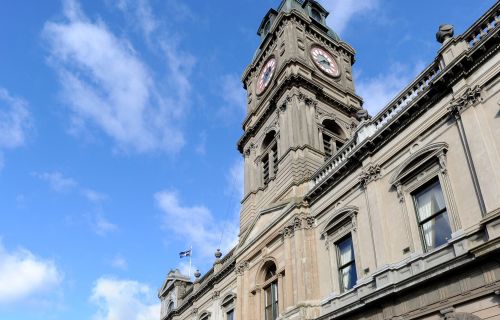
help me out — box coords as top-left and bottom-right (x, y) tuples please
(158, 1), (500, 320)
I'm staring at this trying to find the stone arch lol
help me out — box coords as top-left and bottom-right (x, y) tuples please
(390, 142), (449, 185)
(256, 258), (279, 285)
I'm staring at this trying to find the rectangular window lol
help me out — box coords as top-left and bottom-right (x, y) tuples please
(413, 179), (452, 251)
(336, 235), (357, 292)
(226, 309), (234, 320)
(264, 282), (278, 320)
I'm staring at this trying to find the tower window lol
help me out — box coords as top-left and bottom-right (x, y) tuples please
(336, 235), (357, 292)
(311, 8), (322, 22)
(322, 119), (346, 159)
(413, 179), (451, 251)
(263, 20), (271, 36)
(261, 131), (278, 185)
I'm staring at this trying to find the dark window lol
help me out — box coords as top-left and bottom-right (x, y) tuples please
(226, 309), (235, 320)
(311, 8), (322, 22)
(413, 179), (452, 251)
(336, 235), (357, 292)
(262, 154), (270, 184)
(167, 301), (174, 313)
(264, 281), (278, 320)
(322, 119), (346, 159)
(261, 131), (278, 185)
(263, 20), (271, 36)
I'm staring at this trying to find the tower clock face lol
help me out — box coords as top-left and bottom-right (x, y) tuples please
(311, 46), (340, 77)
(256, 57), (277, 95)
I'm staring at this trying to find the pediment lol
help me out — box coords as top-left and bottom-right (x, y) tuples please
(239, 201), (292, 247)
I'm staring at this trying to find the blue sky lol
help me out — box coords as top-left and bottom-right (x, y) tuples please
(0, 0), (496, 319)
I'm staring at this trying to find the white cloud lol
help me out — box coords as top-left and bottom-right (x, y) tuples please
(82, 189), (108, 204)
(91, 277), (159, 320)
(33, 171), (77, 192)
(0, 241), (62, 304)
(93, 214), (119, 236)
(356, 62), (424, 115)
(33, 171), (117, 235)
(323, 0), (379, 35)
(111, 0), (158, 37)
(0, 88), (32, 149)
(111, 255), (128, 271)
(227, 158), (244, 199)
(155, 191), (238, 261)
(43, 0), (189, 154)
(0, 87), (33, 170)
(216, 74), (247, 123)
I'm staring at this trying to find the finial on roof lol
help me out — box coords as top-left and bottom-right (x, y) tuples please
(436, 24), (454, 44)
(215, 248), (222, 259)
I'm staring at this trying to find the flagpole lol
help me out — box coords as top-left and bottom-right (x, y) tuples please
(189, 245), (192, 278)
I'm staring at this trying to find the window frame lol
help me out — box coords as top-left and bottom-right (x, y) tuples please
(390, 143), (460, 255)
(320, 207), (360, 294)
(411, 178), (452, 252)
(335, 234), (358, 293)
(260, 131), (279, 186)
(221, 293), (236, 320)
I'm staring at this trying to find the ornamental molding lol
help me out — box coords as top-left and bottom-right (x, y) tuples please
(448, 85), (482, 117)
(281, 215), (316, 238)
(235, 261), (249, 276)
(211, 291), (220, 300)
(359, 164), (382, 188)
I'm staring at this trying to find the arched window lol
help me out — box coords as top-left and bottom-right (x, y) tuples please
(262, 262), (279, 320)
(221, 293), (236, 320)
(390, 142), (459, 253)
(167, 301), (174, 314)
(261, 130), (278, 185)
(311, 8), (322, 22)
(263, 20), (271, 36)
(322, 119), (346, 159)
(321, 206), (359, 293)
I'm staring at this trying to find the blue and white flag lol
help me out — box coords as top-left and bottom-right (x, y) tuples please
(179, 249), (191, 258)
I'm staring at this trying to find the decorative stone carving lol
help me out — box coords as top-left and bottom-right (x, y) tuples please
(212, 291), (220, 300)
(448, 85), (482, 117)
(396, 183), (404, 203)
(294, 217), (302, 229)
(440, 309), (482, 320)
(192, 308), (199, 315)
(281, 215), (316, 238)
(304, 216), (315, 229)
(438, 151), (447, 174)
(235, 261), (249, 276)
(436, 24), (454, 44)
(282, 225), (294, 238)
(359, 165), (381, 188)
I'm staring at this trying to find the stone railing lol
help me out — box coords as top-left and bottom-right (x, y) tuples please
(372, 62), (441, 131)
(312, 60), (441, 187)
(463, 3), (499, 48)
(311, 2), (500, 190)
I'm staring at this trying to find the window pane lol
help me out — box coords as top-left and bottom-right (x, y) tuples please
(227, 309), (234, 320)
(415, 181), (446, 221)
(265, 306), (273, 320)
(422, 211), (452, 249)
(340, 264), (357, 291)
(337, 237), (354, 266)
(265, 287), (272, 308)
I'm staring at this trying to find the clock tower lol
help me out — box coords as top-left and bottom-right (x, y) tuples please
(237, 0), (365, 237)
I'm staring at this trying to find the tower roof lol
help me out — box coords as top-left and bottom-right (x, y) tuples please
(275, 0), (340, 41)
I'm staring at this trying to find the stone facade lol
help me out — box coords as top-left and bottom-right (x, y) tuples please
(159, 1), (500, 320)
